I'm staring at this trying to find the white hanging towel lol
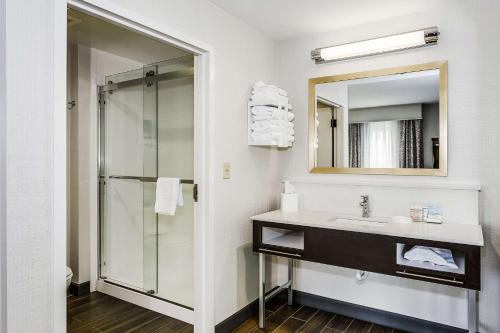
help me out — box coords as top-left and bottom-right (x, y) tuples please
(154, 177), (183, 216)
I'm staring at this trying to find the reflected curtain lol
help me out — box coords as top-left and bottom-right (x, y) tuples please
(349, 123), (363, 168)
(363, 121), (400, 168)
(399, 119), (423, 168)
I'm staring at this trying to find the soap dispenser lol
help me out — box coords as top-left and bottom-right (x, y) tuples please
(281, 181), (298, 212)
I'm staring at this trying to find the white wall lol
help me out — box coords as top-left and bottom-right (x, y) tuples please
(0, 0), (6, 329)
(477, 0), (500, 332)
(275, 1), (483, 330)
(3, 0), (66, 331)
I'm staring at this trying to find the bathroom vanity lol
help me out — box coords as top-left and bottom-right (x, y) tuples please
(252, 210), (483, 332)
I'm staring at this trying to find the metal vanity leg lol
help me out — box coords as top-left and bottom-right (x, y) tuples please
(468, 289), (477, 333)
(259, 253), (266, 329)
(287, 258), (294, 306)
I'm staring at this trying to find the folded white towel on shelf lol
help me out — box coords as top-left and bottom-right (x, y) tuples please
(252, 105), (276, 113)
(253, 119), (279, 125)
(252, 81), (288, 97)
(252, 111), (285, 121)
(249, 81), (294, 148)
(251, 132), (279, 141)
(250, 95), (288, 107)
(252, 114), (274, 121)
(251, 106), (279, 116)
(251, 122), (278, 132)
(252, 88), (287, 97)
(154, 178), (183, 216)
(404, 246), (458, 269)
(252, 127), (279, 133)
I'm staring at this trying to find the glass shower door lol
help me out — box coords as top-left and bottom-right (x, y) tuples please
(142, 64), (159, 295)
(99, 56), (195, 308)
(154, 57), (194, 307)
(99, 67), (154, 293)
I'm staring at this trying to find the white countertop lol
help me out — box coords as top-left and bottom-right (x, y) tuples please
(251, 210), (484, 246)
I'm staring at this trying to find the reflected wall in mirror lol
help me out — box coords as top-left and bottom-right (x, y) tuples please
(309, 61), (447, 176)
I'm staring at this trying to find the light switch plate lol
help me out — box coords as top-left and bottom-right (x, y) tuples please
(223, 162), (231, 179)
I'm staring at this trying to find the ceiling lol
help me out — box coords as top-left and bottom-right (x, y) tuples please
(348, 71), (440, 109)
(68, 9), (188, 65)
(316, 70), (439, 109)
(209, 0), (464, 40)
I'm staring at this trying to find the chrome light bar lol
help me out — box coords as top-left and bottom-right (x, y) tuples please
(311, 27), (439, 64)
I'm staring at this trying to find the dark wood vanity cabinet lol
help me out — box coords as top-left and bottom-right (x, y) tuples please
(253, 220), (481, 290)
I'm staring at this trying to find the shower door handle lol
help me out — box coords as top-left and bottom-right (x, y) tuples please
(193, 184), (198, 202)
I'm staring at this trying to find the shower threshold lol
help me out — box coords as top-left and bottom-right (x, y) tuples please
(101, 278), (194, 311)
(96, 279), (194, 324)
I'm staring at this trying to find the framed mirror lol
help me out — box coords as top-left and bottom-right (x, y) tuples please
(309, 61), (447, 176)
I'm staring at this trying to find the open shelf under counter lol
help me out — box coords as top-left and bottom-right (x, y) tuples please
(261, 226), (304, 250)
(396, 243), (465, 275)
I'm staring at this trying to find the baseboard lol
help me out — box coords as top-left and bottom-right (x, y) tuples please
(292, 290), (467, 333)
(215, 286), (280, 333)
(215, 298), (259, 333)
(69, 281), (91, 296)
(215, 289), (467, 333)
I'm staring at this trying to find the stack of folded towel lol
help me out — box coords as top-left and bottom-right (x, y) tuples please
(249, 81), (294, 147)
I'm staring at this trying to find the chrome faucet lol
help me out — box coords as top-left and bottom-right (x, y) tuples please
(359, 195), (370, 218)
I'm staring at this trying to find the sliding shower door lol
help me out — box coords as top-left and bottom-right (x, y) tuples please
(155, 58), (195, 307)
(99, 56), (195, 308)
(99, 66), (148, 292)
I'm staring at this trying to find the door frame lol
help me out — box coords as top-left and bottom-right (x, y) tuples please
(65, 1), (215, 331)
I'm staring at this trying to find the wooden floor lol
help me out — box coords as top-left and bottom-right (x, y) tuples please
(68, 292), (408, 333)
(234, 297), (408, 333)
(67, 292), (193, 333)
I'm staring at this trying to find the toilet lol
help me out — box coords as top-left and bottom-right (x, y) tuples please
(66, 266), (73, 289)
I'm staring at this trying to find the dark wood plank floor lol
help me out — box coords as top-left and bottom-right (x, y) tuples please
(67, 292), (193, 333)
(68, 292), (408, 333)
(234, 297), (408, 333)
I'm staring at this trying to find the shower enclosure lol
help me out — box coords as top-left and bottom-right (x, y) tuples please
(98, 56), (195, 308)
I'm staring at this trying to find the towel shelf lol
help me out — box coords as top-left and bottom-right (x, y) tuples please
(107, 175), (194, 184)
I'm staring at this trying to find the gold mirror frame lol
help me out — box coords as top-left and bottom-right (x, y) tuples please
(308, 61), (448, 176)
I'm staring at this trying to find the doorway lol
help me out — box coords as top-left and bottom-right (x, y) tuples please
(65, 2), (213, 330)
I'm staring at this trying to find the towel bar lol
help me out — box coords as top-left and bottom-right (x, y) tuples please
(108, 175), (194, 184)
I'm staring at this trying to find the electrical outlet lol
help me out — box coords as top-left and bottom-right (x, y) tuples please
(223, 162), (231, 179)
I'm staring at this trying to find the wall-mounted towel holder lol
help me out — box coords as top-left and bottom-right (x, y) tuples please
(248, 82), (294, 148)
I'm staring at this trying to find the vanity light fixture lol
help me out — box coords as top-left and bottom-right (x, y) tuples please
(311, 27), (439, 63)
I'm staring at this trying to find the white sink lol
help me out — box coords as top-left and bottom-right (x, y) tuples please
(329, 216), (389, 227)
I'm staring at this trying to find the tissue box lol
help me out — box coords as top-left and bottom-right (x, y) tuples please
(281, 193), (298, 212)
